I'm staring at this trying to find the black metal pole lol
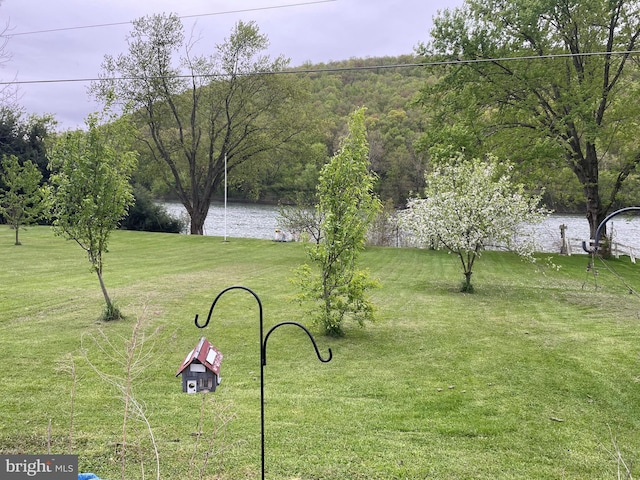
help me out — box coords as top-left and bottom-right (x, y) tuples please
(582, 207), (640, 253)
(194, 286), (332, 480)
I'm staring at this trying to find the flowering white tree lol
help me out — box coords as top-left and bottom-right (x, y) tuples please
(399, 154), (549, 292)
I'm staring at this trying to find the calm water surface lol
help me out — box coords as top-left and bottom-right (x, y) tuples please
(162, 202), (280, 240)
(162, 202), (640, 254)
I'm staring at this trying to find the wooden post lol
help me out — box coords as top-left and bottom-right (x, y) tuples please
(560, 224), (568, 255)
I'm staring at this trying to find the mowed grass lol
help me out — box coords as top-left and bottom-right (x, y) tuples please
(2, 226), (640, 479)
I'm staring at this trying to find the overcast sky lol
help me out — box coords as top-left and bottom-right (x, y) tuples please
(0, 0), (462, 129)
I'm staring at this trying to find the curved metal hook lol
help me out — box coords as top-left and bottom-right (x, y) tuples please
(194, 285), (263, 329)
(190, 286), (331, 480)
(262, 321), (333, 366)
(582, 207), (640, 253)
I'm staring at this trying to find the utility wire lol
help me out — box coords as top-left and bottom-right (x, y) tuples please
(593, 253), (640, 298)
(1, 0), (337, 37)
(2, 49), (640, 86)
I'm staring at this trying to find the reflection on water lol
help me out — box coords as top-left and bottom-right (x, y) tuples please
(161, 202), (640, 254)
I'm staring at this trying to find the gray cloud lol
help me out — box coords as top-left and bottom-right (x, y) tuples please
(1, 0), (461, 129)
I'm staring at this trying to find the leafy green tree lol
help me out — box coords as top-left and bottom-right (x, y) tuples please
(399, 154), (549, 292)
(420, 0), (640, 240)
(92, 14), (309, 234)
(295, 108), (381, 336)
(368, 108), (427, 205)
(48, 112), (137, 320)
(0, 155), (45, 245)
(0, 109), (55, 182)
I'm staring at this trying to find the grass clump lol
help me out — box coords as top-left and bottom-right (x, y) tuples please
(99, 302), (124, 322)
(459, 279), (475, 293)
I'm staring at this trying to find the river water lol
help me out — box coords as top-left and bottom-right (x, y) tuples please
(162, 201), (281, 240)
(161, 201), (640, 254)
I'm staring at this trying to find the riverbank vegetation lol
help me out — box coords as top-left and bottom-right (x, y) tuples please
(2, 227), (640, 478)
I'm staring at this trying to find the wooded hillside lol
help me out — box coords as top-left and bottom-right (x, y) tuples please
(135, 55), (434, 208)
(2, 55), (638, 214)
(179, 53), (640, 212)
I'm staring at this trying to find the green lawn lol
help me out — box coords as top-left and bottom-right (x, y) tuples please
(1, 226), (640, 479)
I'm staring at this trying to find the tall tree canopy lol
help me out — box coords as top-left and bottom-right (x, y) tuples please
(420, 0), (640, 239)
(0, 108), (54, 181)
(92, 14), (309, 234)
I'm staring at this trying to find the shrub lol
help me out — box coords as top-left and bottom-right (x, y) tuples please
(121, 186), (186, 233)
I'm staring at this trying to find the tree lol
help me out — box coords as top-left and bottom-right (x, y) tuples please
(368, 108), (427, 206)
(399, 154), (549, 292)
(295, 108), (381, 337)
(0, 155), (44, 244)
(420, 0), (640, 241)
(277, 193), (324, 244)
(0, 109), (55, 182)
(92, 14), (309, 234)
(48, 112), (137, 320)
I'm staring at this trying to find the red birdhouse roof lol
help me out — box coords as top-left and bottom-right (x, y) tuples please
(176, 337), (223, 376)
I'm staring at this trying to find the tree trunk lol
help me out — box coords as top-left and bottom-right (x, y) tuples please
(96, 270), (113, 311)
(581, 147), (610, 256)
(584, 182), (603, 241)
(462, 270), (473, 293)
(189, 208), (208, 235)
(573, 144), (610, 256)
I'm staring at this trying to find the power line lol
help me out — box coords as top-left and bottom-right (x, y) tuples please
(2, 0), (337, 38)
(2, 49), (640, 87)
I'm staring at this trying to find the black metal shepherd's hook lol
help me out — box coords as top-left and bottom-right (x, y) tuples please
(582, 207), (640, 253)
(194, 285), (332, 480)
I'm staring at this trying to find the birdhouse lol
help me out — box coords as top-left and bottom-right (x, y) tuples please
(176, 337), (223, 393)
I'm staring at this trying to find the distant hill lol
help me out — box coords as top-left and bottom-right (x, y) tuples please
(223, 55), (434, 206)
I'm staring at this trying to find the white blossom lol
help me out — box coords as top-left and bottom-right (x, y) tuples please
(398, 154), (551, 290)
